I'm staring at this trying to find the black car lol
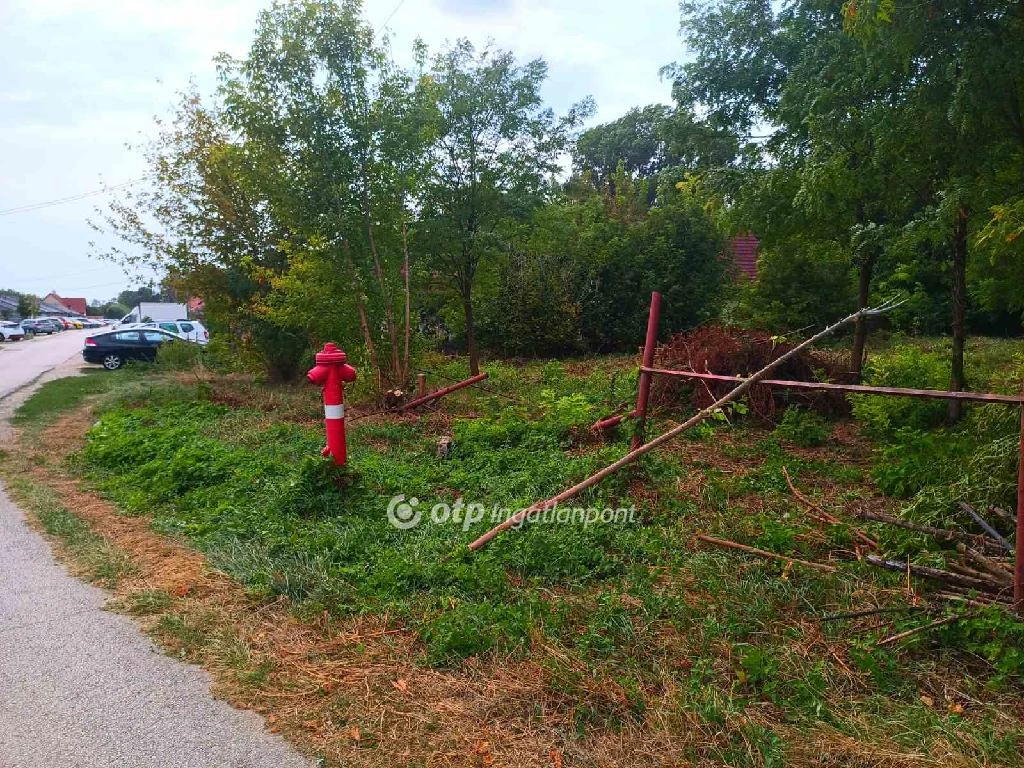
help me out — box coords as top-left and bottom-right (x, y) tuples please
(82, 328), (182, 370)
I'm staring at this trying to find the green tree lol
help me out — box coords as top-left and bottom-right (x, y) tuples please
(844, 0), (1024, 416)
(417, 41), (592, 374)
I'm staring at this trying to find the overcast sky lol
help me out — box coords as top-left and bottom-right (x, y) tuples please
(0, 0), (683, 303)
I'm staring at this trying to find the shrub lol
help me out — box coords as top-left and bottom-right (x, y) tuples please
(851, 345), (949, 439)
(773, 408), (829, 447)
(737, 238), (857, 332)
(155, 340), (203, 371)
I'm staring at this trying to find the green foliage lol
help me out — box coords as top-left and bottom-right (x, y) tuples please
(773, 407), (829, 447)
(851, 346), (949, 438)
(738, 239), (857, 332)
(941, 606), (1024, 683)
(155, 340), (204, 371)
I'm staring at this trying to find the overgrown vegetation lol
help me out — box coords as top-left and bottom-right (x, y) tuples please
(9, 335), (1022, 765)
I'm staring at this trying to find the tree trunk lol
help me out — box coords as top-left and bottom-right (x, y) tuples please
(948, 207), (968, 422)
(462, 285), (480, 376)
(850, 254), (877, 383)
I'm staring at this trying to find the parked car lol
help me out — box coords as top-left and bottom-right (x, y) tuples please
(82, 328), (186, 370)
(124, 319), (209, 345)
(18, 319), (41, 336)
(24, 318), (62, 334)
(0, 321), (26, 341)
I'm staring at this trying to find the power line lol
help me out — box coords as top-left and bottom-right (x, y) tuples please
(0, 176), (151, 217)
(379, 0), (407, 29)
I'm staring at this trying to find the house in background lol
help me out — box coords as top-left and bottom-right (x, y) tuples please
(0, 293), (19, 319)
(726, 233), (759, 280)
(39, 292), (87, 316)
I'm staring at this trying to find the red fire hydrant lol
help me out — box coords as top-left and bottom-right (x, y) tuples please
(307, 343), (357, 465)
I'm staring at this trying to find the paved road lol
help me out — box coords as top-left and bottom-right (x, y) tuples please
(0, 328), (95, 400)
(0, 336), (312, 768)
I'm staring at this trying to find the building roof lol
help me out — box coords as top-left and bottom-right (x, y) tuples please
(61, 297), (88, 315)
(726, 234), (759, 280)
(40, 292), (87, 316)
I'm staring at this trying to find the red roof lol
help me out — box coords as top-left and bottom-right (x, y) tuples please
(726, 234), (759, 280)
(59, 296), (88, 315)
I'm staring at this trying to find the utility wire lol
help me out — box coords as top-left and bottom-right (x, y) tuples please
(379, 0), (407, 29)
(0, 176), (150, 217)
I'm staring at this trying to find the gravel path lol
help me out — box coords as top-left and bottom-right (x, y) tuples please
(0, 346), (312, 768)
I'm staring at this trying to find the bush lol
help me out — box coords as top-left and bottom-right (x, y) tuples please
(737, 238), (857, 332)
(773, 408), (829, 447)
(851, 345), (949, 438)
(155, 340), (204, 371)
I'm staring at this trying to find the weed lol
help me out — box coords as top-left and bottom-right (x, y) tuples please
(773, 407), (829, 447)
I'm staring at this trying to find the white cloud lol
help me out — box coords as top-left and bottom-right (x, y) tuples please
(0, 0), (684, 297)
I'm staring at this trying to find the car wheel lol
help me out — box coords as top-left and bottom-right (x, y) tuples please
(102, 354), (123, 370)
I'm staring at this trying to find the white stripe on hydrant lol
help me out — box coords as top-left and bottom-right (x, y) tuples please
(324, 404), (344, 419)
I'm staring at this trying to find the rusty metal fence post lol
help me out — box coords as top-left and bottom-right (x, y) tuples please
(631, 291), (662, 450)
(1016, 399), (1024, 614)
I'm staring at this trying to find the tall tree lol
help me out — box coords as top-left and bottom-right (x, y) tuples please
(845, 0), (1024, 416)
(418, 41), (591, 374)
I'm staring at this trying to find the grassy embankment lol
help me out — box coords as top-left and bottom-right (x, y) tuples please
(2, 337), (1023, 767)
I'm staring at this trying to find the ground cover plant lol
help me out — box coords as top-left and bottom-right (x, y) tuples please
(4, 337), (1023, 766)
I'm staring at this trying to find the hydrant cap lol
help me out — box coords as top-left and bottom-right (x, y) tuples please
(315, 342), (348, 365)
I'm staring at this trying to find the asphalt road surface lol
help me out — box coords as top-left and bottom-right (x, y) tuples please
(0, 327), (94, 400)
(0, 331), (311, 768)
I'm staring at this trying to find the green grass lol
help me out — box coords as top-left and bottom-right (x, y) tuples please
(3, 473), (135, 588)
(12, 369), (131, 433)
(12, 339), (1024, 763)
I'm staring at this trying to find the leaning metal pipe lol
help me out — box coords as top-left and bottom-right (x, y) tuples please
(399, 372), (488, 412)
(468, 302), (900, 552)
(1015, 402), (1024, 614)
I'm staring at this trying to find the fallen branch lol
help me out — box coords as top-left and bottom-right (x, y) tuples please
(956, 543), (1014, 586)
(821, 606), (923, 622)
(696, 534), (837, 572)
(960, 503), (1013, 554)
(468, 300), (903, 551)
(856, 509), (960, 542)
(865, 555), (1001, 593)
(876, 614), (962, 647)
(782, 467), (878, 549)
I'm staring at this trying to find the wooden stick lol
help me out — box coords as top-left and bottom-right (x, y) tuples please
(960, 503), (1013, 553)
(820, 606), (923, 622)
(783, 467), (878, 549)
(468, 302), (902, 551)
(956, 543), (1014, 586)
(876, 614), (961, 647)
(856, 509), (960, 542)
(865, 555), (1000, 593)
(696, 534), (837, 572)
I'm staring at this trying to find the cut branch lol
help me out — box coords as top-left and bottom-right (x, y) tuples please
(876, 614), (962, 647)
(696, 535), (837, 572)
(783, 467), (877, 549)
